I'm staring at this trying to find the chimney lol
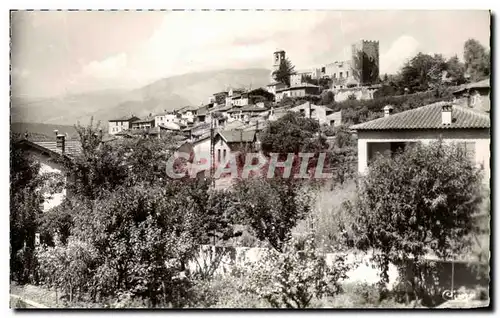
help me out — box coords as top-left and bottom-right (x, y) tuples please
(383, 105), (394, 117)
(442, 104), (452, 125)
(56, 133), (66, 154)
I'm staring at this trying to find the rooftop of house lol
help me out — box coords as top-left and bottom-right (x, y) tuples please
(158, 122), (181, 131)
(267, 82), (287, 87)
(218, 130), (256, 143)
(109, 115), (139, 122)
(350, 101), (490, 131)
(132, 116), (156, 124)
(276, 83), (320, 93)
(176, 106), (198, 113)
(20, 138), (82, 159)
(453, 78), (490, 94)
(155, 111), (176, 116)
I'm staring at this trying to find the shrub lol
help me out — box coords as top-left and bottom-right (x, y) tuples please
(241, 235), (351, 308)
(343, 140), (485, 299)
(293, 181), (357, 251)
(234, 177), (314, 252)
(36, 237), (99, 303)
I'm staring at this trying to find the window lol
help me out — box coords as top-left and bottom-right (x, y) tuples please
(340, 72), (343, 78)
(346, 71), (349, 78)
(223, 149), (227, 162)
(330, 120), (335, 126)
(217, 149), (221, 163)
(333, 73), (336, 79)
(457, 142), (476, 162)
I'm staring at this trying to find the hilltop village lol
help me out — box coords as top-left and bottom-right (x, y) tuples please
(105, 40), (381, 164)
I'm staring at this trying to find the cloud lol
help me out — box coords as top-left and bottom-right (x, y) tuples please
(82, 53), (128, 78)
(380, 35), (420, 74)
(75, 11), (332, 89)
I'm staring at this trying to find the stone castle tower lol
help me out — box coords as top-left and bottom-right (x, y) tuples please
(270, 49), (286, 83)
(351, 40), (380, 85)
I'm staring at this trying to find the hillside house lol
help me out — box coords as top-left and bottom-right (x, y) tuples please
(196, 105), (211, 124)
(275, 83), (321, 102)
(290, 102), (342, 126)
(131, 116), (156, 129)
(17, 132), (81, 212)
(266, 82), (287, 96)
(228, 104), (267, 123)
(108, 115), (140, 135)
(155, 111), (178, 127)
(178, 106), (198, 124)
(351, 102), (490, 183)
(452, 78), (490, 113)
(231, 94), (249, 107)
(213, 130), (258, 165)
(246, 87), (275, 104)
(212, 91), (229, 107)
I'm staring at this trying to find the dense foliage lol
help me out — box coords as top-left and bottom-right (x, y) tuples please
(233, 177), (313, 252)
(272, 58), (296, 87)
(260, 112), (325, 155)
(463, 38), (490, 82)
(342, 140), (485, 297)
(10, 134), (64, 283)
(241, 235), (351, 308)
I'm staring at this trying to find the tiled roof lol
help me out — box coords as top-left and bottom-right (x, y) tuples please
(276, 83), (320, 93)
(350, 101), (490, 131)
(132, 117), (156, 124)
(109, 115), (138, 122)
(453, 78), (490, 94)
(218, 130), (256, 143)
(240, 105), (268, 112)
(224, 120), (247, 130)
(30, 140), (82, 157)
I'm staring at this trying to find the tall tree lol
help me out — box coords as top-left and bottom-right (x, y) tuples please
(272, 58), (296, 86)
(463, 38), (490, 82)
(400, 53), (451, 93)
(444, 55), (467, 86)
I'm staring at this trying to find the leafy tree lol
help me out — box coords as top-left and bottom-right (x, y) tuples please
(444, 55), (467, 86)
(327, 125), (358, 185)
(400, 53), (440, 92)
(260, 112), (325, 155)
(342, 140), (485, 298)
(242, 235), (351, 308)
(234, 177), (313, 252)
(10, 134), (64, 283)
(320, 91), (335, 105)
(272, 58), (296, 86)
(463, 38), (490, 82)
(352, 50), (380, 85)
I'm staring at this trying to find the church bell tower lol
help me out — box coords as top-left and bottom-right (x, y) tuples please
(271, 49), (286, 83)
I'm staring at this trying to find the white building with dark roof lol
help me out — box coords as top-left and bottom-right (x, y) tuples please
(108, 115), (140, 135)
(351, 102), (490, 182)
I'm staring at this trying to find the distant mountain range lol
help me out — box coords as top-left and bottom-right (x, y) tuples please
(11, 68), (271, 127)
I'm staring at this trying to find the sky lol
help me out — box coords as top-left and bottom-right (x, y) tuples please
(11, 10), (491, 98)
